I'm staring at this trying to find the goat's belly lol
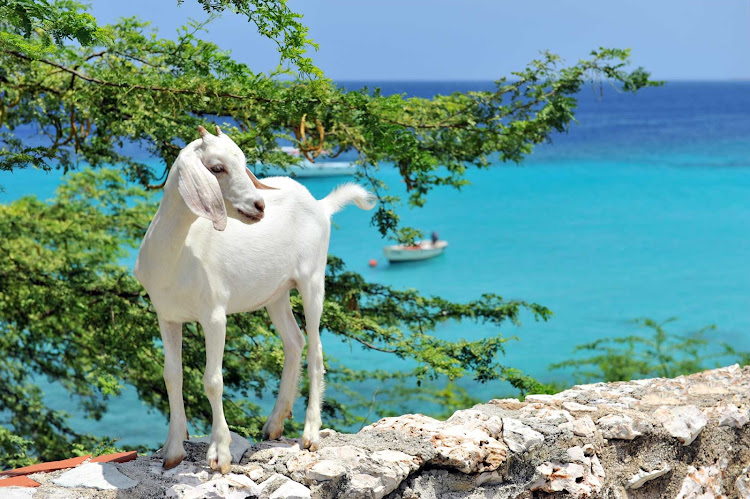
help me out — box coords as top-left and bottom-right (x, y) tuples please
(224, 278), (294, 315)
(148, 290), (204, 323)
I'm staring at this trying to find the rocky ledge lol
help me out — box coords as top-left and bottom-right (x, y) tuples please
(4, 365), (750, 498)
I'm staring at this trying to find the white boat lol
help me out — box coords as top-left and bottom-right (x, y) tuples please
(285, 161), (356, 178)
(264, 147), (356, 177)
(383, 240), (448, 262)
(259, 160), (356, 178)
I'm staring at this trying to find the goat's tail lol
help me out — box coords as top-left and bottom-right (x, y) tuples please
(320, 183), (376, 217)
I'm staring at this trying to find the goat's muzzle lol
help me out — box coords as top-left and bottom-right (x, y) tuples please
(237, 208), (263, 222)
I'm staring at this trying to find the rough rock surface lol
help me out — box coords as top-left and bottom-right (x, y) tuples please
(9, 365), (750, 498)
(625, 466), (671, 490)
(51, 462), (138, 490)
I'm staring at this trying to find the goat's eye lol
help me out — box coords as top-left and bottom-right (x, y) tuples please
(210, 165), (224, 174)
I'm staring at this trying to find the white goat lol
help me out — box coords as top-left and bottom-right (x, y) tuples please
(134, 125), (374, 473)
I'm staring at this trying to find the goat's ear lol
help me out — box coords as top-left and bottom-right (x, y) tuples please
(177, 152), (228, 231)
(246, 168), (278, 190)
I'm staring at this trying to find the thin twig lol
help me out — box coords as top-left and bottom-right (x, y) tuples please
(358, 387), (380, 431)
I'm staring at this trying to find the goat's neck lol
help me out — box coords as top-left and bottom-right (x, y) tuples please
(138, 184), (198, 284)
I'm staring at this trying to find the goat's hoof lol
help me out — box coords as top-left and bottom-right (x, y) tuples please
(209, 458), (231, 474)
(263, 428), (284, 441)
(207, 442), (232, 474)
(262, 421), (285, 441)
(302, 435), (320, 452)
(162, 440), (186, 470)
(163, 454), (185, 470)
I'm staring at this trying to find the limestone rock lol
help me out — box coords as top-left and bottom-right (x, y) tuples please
(445, 409), (503, 435)
(531, 462), (599, 497)
(654, 405), (708, 445)
(52, 462), (138, 490)
(300, 447), (420, 497)
(718, 404), (750, 428)
(318, 428), (337, 438)
(242, 438), (301, 471)
(364, 410), (507, 473)
(475, 470), (503, 487)
(255, 473), (311, 499)
(240, 464), (265, 482)
(675, 463), (726, 499)
(370, 449), (421, 482)
(487, 398), (526, 410)
(258, 473), (294, 497)
(566, 445), (587, 462)
(735, 464), (750, 498)
(19, 366), (750, 499)
(561, 415), (597, 438)
(269, 479), (311, 499)
(166, 474), (260, 499)
(502, 418), (544, 453)
(160, 462), (210, 486)
(349, 473), (386, 499)
(2, 489), (37, 499)
(597, 414), (644, 440)
(529, 445), (605, 498)
(519, 404), (574, 423)
(563, 401), (597, 413)
(524, 394), (557, 404)
(626, 466), (671, 489)
(305, 460), (346, 482)
(224, 474), (260, 493)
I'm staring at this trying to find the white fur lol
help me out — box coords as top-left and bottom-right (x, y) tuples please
(134, 128), (374, 472)
(320, 183), (375, 216)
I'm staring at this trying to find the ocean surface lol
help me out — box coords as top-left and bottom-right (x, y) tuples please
(2, 81), (749, 448)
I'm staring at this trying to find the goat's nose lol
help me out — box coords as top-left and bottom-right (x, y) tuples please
(254, 199), (265, 213)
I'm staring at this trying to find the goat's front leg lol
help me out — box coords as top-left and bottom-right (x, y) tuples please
(201, 313), (232, 474)
(159, 318), (188, 470)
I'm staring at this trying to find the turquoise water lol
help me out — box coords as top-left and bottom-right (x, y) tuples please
(2, 81), (749, 447)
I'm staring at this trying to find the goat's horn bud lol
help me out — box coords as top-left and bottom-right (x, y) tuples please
(198, 125), (209, 138)
(215, 125), (223, 136)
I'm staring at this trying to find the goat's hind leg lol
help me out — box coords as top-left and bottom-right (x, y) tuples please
(263, 293), (305, 440)
(299, 276), (325, 451)
(159, 318), (188, 470)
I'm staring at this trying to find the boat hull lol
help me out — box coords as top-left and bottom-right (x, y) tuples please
(383, 241), (448, 262)
(261, 161), (356, 178)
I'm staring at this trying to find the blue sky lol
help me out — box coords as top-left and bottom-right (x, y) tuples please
(90, 1), (749, 81)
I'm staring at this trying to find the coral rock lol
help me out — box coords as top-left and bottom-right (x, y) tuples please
(596, 414), (644, 440)
(626, 466), (671, 489)
(654, 405), (708, 445)
(502, 418), (544, 453)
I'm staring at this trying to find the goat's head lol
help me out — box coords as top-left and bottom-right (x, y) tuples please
(176, 125), (276, 231)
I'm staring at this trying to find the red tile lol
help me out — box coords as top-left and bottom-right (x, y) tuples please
(0, 455), (91, 477)
(91, 451), (137, 464)
(0, 475), (41, 487)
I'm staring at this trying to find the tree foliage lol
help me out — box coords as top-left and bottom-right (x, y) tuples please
(0, 0), (109, 56)
(550, 318), (734, 383)
(0, 0), (662, 468)
(0, 1), (661, 241)
(187, 0), (320, 76)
